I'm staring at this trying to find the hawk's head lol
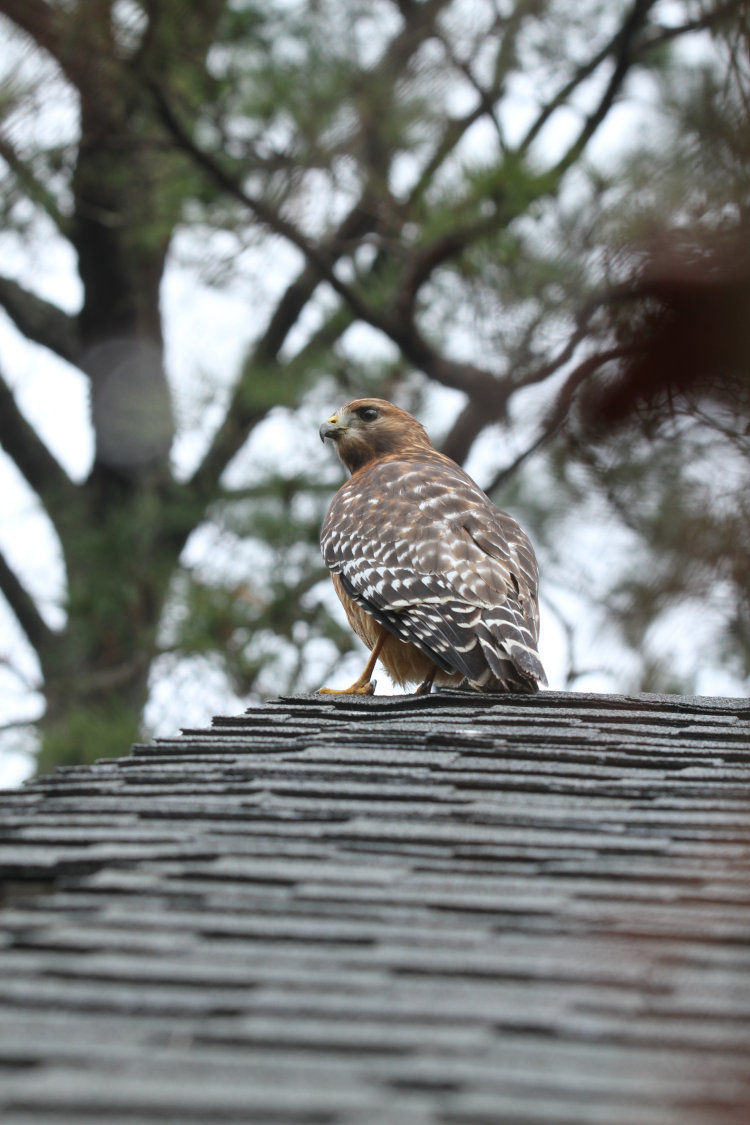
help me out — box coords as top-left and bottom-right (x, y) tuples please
(320, 398), (432, 474)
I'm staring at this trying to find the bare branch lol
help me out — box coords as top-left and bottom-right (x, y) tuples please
(0, 0), (67, 63)
(153, 83), (389, 315)
(434, 28), (505, 145)
(409, 101), (489, 205)
(392, 214), (499, 320)
(0, 365), (76, 514)
(399, 0), (706, 365)
(0, 136), (69, 234)
(183, 189), (502, 490)
(410, 0), (541, 199)
(484, 346), (628, 493)
(189, 199), (382, 495)
(0, 544), (54, 655)
(517, 0), (720, 173)
(441, 285), (623, 466)
(391, 315), (506, 402)
(0, 716), (38, 735)
(0, 655), (39, 692)
(517, 32), (622, 159)
(646, 0), (749, 50)
(440, 399), (495, 465)
(0, 275), (80, 365)
(525, 0), (747, 184)
(551, 0), (660, 179)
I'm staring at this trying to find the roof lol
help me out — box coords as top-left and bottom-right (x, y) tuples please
(1, 688), (749, 1124)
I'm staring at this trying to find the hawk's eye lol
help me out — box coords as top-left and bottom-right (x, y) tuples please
(357, 406), (379, 423)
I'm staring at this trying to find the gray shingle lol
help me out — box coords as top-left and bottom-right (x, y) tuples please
(0, 689), (749, 1124)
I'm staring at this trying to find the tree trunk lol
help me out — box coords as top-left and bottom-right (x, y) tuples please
(24, 10), (202, 770)
(36, 472), (194, 771)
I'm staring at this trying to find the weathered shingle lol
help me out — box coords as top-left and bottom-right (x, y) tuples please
(1, 690), (749, 1124)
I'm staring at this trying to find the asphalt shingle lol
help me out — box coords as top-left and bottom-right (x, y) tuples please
(0, 689), (749, 1124)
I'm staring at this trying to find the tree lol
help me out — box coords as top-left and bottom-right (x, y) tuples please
(521, 6), (750, 692)
(0, 0), (746, 774)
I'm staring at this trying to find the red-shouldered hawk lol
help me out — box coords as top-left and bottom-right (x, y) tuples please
(318, 398), (546, 695)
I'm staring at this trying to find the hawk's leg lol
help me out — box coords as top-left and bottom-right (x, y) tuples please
(414, 667), (437, 695)
(318, 629), (386, 696)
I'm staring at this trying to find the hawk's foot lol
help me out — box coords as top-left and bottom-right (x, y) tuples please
(318, 678), (377, 696)
(414, 669), (436, 695)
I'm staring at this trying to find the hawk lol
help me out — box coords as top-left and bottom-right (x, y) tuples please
(318, 397), (547, 695)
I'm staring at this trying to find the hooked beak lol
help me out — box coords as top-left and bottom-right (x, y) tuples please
(319, 413), (346, 443)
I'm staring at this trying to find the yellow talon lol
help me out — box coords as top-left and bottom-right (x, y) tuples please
(318, 679), (376, 696)
(414, 666), (437, 695)
(317, 629), (385, 697)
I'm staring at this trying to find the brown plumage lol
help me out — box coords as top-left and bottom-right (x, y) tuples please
(318, 398), (546, 695)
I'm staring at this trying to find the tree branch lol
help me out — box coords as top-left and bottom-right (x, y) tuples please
(0, 365), (76, 513)
(391, 0), (689, 416)
(484, 346), (629, 493)
(188, 197), (382, 495)
(517, 0), (702, 179)
(0, 543), (54, 655)
(517, 30), (622, 159)
(152, 83), (396, 323)
(392, 214), (499, 321)
(408, 101), (489, 205)
(0, 0), (67, 63)
(0, 716), (39, 735)
(440, 399), (494, 465)
(215, 478), (334, 504)
(410, 0), (540, 201)
(646, 0), (749, 50)
(551, 0), (660, 179)
(0, 136), (69, 234)
(440, 285), (624, 465)
(0, 275), (81, 365)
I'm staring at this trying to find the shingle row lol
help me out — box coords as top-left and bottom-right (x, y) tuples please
(0, 689), (749, 1123)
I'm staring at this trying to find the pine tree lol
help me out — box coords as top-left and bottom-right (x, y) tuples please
(0, 0), (746, 773)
